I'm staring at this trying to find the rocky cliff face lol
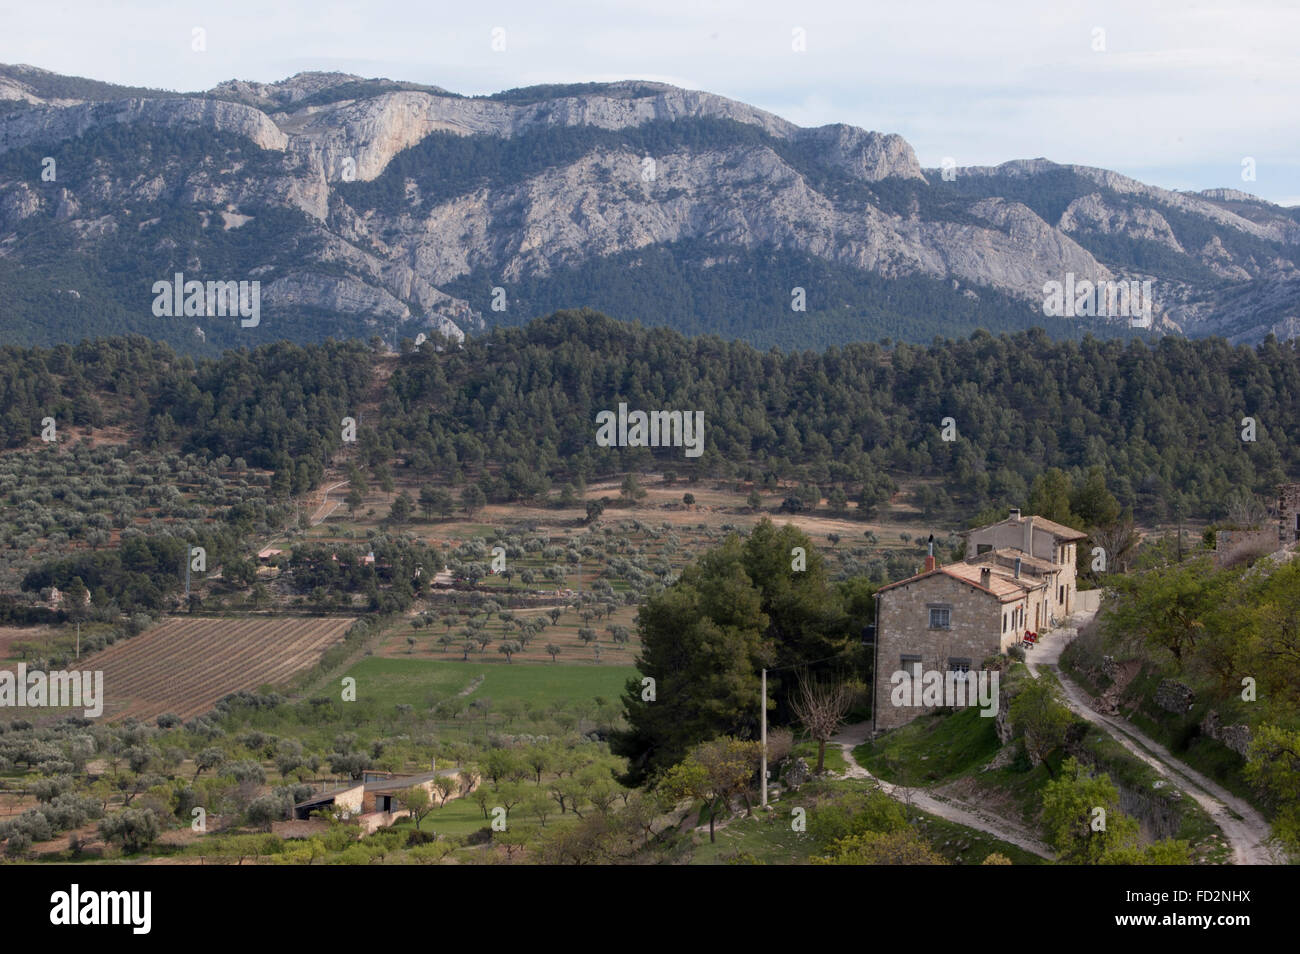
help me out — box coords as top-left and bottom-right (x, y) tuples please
(0, 64), (1296, 351)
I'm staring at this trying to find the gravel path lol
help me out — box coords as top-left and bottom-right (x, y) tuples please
(1026, 603), (1284, 865)
(832, 722), (1053, 859)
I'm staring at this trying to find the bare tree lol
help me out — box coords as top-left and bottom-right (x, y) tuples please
(789, 675), (855, 775)
(1091, 518), (1140, 575)
(1225, 488), (1268, 529)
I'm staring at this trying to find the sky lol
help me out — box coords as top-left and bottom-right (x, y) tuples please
(2, 0), (1297, 205)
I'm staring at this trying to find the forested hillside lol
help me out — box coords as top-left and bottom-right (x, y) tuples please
(376, 310), (1297, 523)
(4, 311), (1298, 529)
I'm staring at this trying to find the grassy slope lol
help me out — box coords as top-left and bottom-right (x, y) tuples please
(855, 705), (1002, 786)
(341, 656), (637, 709)
(683, 778), (1043, 865)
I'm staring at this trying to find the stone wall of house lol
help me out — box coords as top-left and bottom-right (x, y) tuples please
(1056, 542), (1079, 618)
(966, 518), (1080, 624)
(966, 521), (1040, 559)
(1277, 483), (1300, 543)
(874, 573), (1004, 732)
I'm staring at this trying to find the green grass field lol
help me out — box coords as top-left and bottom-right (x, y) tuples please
(793, 740), (849, 775)
(342, 656), (638, 709)
(389, 792), (499, 837)
(683, 778), (1044, 865)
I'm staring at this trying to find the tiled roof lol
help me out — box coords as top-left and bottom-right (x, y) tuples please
(876, 562), (1044, 602)
(942, 562), (1045, 600)
(968, 548), (1057, 574)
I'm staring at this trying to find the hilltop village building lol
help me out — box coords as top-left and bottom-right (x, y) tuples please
(871, 509), (1087, 733)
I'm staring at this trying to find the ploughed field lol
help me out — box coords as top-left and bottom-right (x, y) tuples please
(75, 616), (354, 722)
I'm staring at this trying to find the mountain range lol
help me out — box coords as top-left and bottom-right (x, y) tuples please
(1, 63), (1298, 353)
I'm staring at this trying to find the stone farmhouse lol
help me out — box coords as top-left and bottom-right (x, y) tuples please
(871, 509), (1087, 733)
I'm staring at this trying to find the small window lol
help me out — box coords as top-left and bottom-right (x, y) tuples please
(900, 654), (922, 677)
(1002, 613), (1007, 633)
(976, 543), (992, 555)
(948, 657), (971, 672)
(928, 607), (951, 629)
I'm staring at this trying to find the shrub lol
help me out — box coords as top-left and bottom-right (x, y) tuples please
(98, 808), (160, 853)
(807, 789), (907, 847)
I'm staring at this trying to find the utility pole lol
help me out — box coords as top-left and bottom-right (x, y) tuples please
(761, 667), (768, 809)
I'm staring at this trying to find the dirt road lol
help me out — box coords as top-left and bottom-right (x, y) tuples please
(310, 480), (348, 525)
(1027, 604), (1283, 865)
(832, 722), (1053, 859)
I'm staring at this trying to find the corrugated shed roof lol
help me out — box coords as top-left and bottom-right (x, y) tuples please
(363, 770), (442, 793)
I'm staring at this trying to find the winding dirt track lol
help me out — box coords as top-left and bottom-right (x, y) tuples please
(1027, 607), (1283, 865)
(310, 480), (349, 525)
(837, 590), (1283, 864)
(833, 722), (1053, 859)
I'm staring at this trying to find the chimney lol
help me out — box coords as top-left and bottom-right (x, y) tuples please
(980, 567), (991, 589)
(1009, 506), (1021, 521)
(1014, 556), (1022, 579)
(1023, 515), (1034, 556)
(924, 555), (936, 572)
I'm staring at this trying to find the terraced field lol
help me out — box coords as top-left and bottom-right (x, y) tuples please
(74, 616), (355, 722)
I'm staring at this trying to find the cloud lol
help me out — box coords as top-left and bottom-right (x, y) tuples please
(0, 0), (1295, 202)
